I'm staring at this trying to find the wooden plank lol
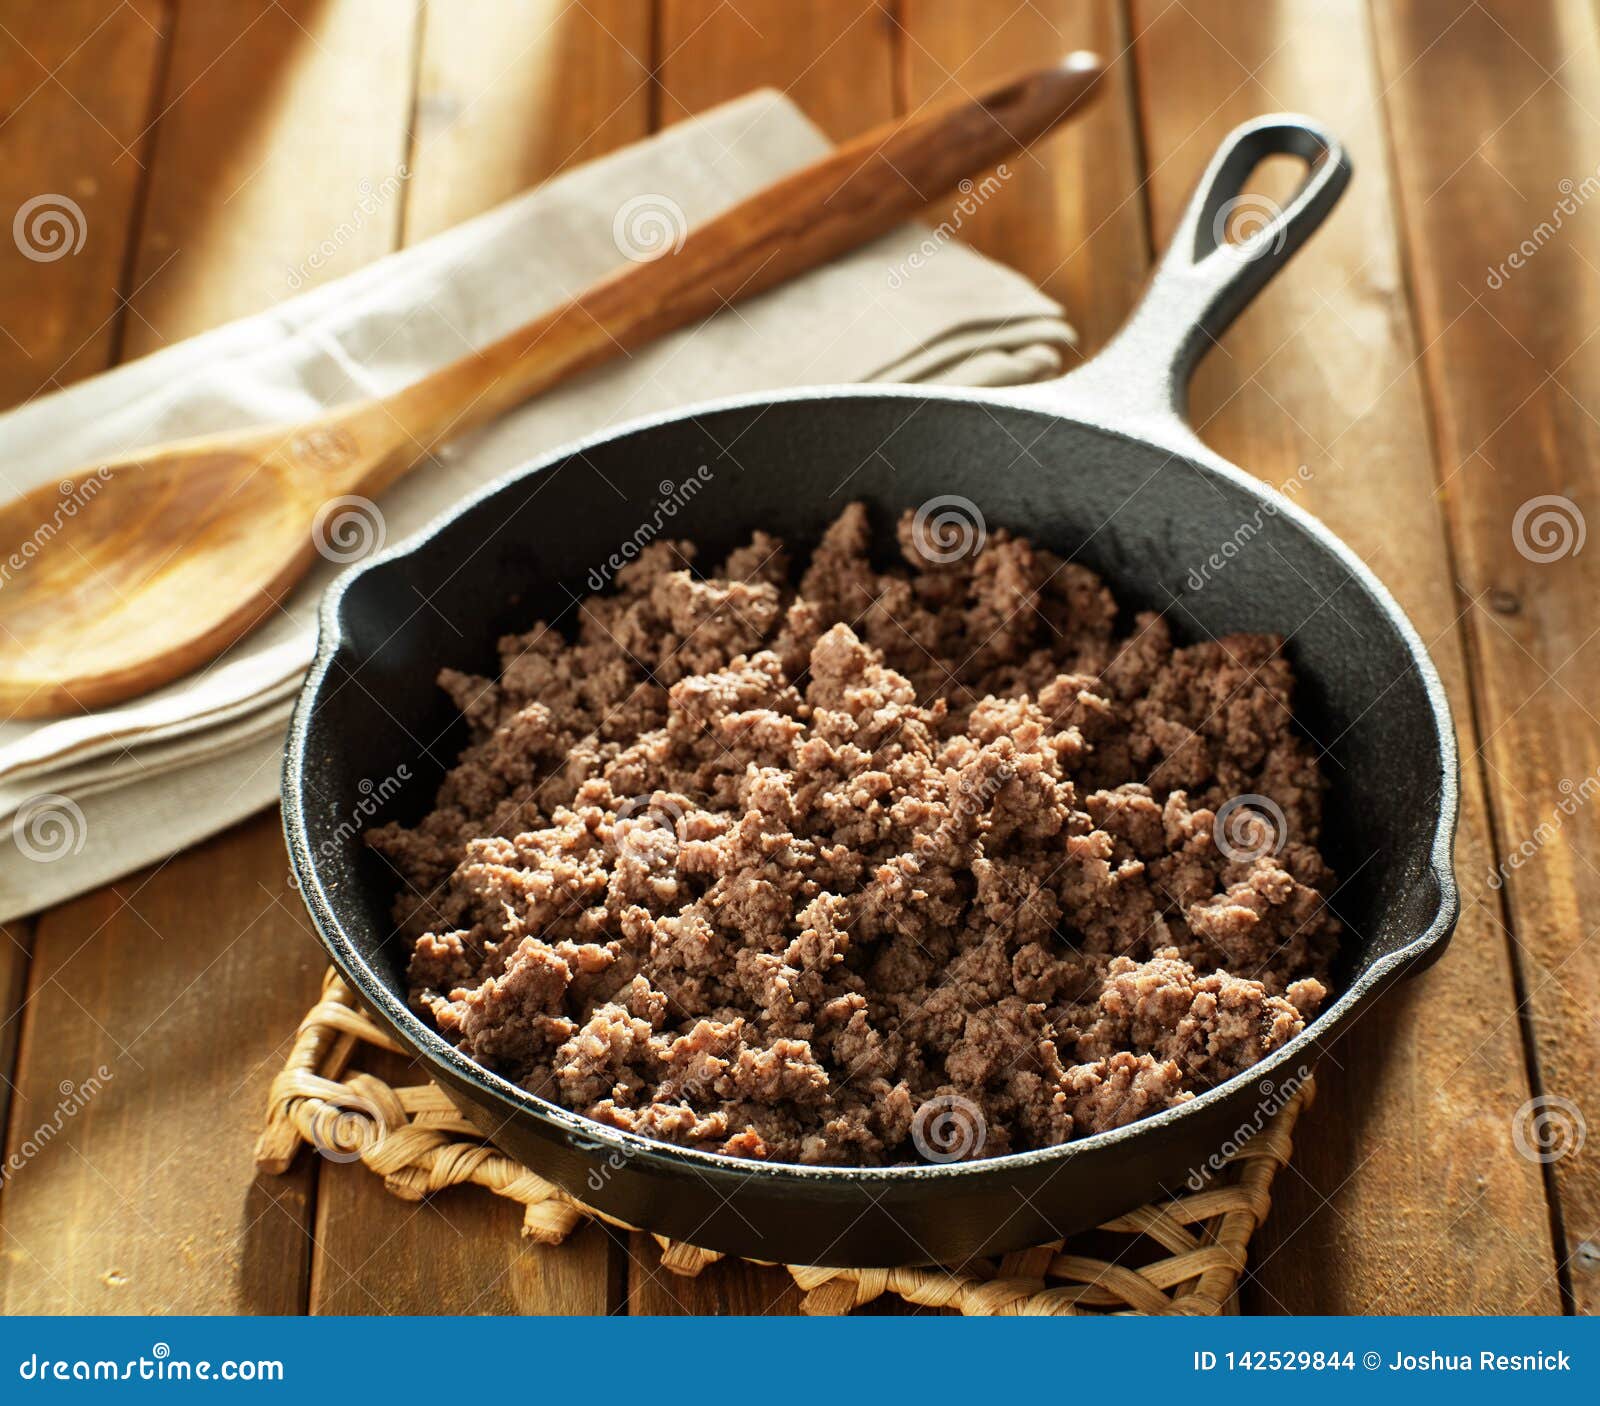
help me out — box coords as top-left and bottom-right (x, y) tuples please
(0, 0), (168, 1225)
(125, 0), (416, 327)
(626, 1238), (801, 1315)
(900, 0), (1147, 352)
(0, 0), (168, 404)
(0, 0), (417, 1315)
(1130, 0), (1561, 1313)
(0, 923), (33, 1155)
(405, 0), (654, 242)
(658, 0), (895, 137)
(307, 1050), (621, 1315)
(305, 0), (651, 1316)
(1371, 0), (1600, 1314)
(0, 0), (165, 1307)
(1, 840), (326, 1313)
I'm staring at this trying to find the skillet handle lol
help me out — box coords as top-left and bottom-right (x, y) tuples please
(1011, 114), (1351, 438)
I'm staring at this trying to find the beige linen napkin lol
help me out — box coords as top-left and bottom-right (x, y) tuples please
(0, 89), (1073, 924)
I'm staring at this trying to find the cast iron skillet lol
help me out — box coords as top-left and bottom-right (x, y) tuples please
(284, 115), (1459, 1268)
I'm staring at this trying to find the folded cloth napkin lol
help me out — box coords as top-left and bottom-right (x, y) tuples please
(0, 89), (1073, 925)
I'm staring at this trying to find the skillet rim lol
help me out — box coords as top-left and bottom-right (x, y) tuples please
(282, 378), (1460, 1187)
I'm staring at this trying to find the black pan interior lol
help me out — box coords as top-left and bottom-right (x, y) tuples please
(304, 392), (1448, 1001)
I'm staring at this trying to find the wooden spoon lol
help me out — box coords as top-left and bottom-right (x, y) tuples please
(0, 53), (1102, 719)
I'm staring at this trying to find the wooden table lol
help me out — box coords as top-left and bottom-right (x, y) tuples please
(0, 0), (1592, 1316)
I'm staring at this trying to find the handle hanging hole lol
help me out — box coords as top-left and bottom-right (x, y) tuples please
(1210, 153), (1311, 255)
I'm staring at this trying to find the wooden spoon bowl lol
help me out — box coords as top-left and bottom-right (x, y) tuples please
(0, 408), (413, 715)
(1, 438), (301, 714)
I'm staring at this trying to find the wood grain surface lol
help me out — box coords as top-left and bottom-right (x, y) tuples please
(1131, 0), (1561, 1317)
(0, 0), (1582, 1316)
(0, 0), (173, 1201)
(1373, 0), (1599, 1315)
(658, 0), (897, 138)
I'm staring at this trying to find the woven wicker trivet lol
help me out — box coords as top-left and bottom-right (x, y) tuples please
(256, 968), (1313, 1315)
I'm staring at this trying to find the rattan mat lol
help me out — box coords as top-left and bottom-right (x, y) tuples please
(256, 968), (1312, 1315)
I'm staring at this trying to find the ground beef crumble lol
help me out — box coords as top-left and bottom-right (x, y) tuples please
(369, 503), (1338, 1166)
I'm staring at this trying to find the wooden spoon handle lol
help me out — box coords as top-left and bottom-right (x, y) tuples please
(340, 53), (1103, 490)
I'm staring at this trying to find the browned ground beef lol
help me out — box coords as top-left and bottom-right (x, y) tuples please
(369, 503), (1337, 1165)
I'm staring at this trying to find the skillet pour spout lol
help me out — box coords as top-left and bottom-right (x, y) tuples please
(284, 114), (1459, 1268)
